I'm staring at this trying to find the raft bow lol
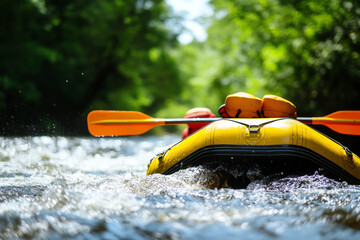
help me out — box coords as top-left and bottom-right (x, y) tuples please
(147, 118), (360, 186)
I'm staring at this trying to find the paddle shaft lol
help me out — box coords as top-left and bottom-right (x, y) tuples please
(297, 117), (360, 124)
(91, 117), (359, 125)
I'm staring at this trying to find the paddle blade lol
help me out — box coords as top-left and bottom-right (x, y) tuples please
(87, 110), (164, 137)
(325, 110), (360, 120)
(315, 111), (360, 136)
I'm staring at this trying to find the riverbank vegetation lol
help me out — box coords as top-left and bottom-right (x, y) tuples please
(1, 0), (359, 135)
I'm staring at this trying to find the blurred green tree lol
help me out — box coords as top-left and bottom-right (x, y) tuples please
(0, 0), (182, 135)
(1, 0), (359, 136)
(189, 0), (360, 115)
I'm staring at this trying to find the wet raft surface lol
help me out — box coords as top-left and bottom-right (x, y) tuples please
(0, 136), (360, 239)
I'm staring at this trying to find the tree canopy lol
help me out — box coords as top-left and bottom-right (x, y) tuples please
(175, 0), (360, 116)
(0, 0), (182, 135)
(0, 0), (359, 135)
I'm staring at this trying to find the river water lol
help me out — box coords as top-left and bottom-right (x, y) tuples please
(0, 136), (360, 239)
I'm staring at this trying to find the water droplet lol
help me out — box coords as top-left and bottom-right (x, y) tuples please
(65, 80), (69, 83)
(81, 72), (84, 75)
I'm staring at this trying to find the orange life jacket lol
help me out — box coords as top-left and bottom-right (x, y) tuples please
(262, 94), (297, 118)
(218, 92), (297, 119)
(218, 92), (262, 118)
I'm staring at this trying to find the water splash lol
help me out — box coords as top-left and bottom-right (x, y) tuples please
(0, 136), (360, 239)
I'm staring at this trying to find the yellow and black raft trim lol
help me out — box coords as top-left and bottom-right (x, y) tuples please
(147, 118), (360, 186)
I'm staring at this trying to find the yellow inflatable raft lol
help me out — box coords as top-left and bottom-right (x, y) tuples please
(147, 118), (360, 186)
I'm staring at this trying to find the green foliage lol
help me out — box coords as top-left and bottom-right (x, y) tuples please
(201, 0), (360, 115)
(1, 0), (359, 135)
(0, 0), (182, 135)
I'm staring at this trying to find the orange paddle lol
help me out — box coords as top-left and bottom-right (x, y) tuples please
(297, 111), (360, 136)
(87, 110), (360, 137)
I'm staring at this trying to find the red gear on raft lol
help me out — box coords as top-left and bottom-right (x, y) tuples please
(182, 108), (216, 139)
